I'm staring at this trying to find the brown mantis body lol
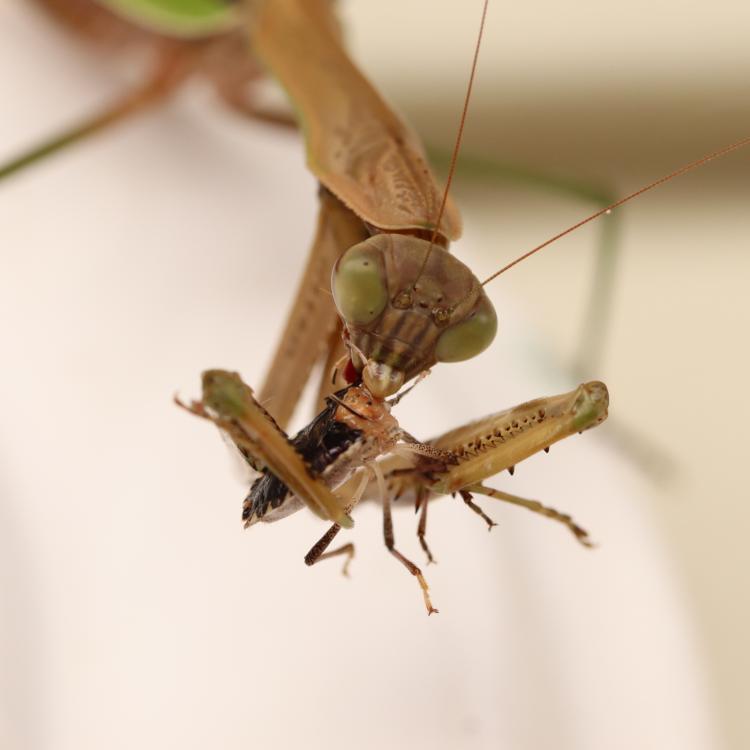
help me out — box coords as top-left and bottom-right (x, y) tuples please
(182, 0), (609, 613)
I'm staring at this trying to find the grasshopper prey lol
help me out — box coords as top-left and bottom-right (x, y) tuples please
(178, 370), (608, 614)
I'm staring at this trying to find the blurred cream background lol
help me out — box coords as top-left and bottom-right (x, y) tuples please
(1, 1), (748, 749)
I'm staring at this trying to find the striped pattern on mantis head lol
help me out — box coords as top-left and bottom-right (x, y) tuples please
(332, 233), (497, 397)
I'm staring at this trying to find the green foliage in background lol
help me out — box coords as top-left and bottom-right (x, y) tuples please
(100, 0), (239, 38)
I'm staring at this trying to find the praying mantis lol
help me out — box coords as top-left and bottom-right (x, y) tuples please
(3, 0), (747, 614)
(177, 0), (605, 613)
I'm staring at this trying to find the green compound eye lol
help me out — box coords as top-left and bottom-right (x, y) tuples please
(332, 243), (389, 326)
(435, 296), (498, 363)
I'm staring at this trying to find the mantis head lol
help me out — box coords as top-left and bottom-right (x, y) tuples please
(332, 233), (497, 398)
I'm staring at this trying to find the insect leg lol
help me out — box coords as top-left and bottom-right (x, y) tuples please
(175, 386), (281, 475)
(458, 490), (497, 531)
(465, 484), (593, 548)
(415, 489), (436, 564)
(302, 461), (372, 574)
(214, 0), (344, 132)
(209, 54), (299, 130)
(378, 464), (438, 616)
(313, 319), (349, 414)
(304, 524), (355, 576)
(258, 190), (368, 429)
(0, 49), (192, 182)
(181, 370), (352, 526)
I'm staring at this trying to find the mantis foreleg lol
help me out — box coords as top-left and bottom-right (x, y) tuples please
(258, 190), (368, 428)
(178, 370), (352, 526)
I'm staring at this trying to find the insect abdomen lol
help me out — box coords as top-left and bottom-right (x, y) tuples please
(242, 390), (363, 526)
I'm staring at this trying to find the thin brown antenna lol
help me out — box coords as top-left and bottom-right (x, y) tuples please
(413, 0), (489, 283)
(482, 135), (750, 286)
(430, 0), (489, 246)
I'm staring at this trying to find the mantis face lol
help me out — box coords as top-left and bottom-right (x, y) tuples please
(332, 233), (497, 397)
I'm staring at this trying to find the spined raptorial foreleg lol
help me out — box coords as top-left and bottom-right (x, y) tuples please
(428, 383), (607, 545)
(336, 382), (609, 547)
(428, 382), (609, 496)
(178, 369), (352, 526)
(258, 190), (368, 429)
(314, 319), (349, 415)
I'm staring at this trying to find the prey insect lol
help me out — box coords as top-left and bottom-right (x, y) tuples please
(177, 370), (608, 614)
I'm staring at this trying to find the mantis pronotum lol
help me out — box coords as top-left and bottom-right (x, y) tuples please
(2, 0), (748, 616)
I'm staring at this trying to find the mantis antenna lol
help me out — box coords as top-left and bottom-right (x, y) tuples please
(413, 0), (489, 282)
(481, 135), (750, 286)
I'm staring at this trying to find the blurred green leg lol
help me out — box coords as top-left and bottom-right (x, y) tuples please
(0, 54), (189, 183)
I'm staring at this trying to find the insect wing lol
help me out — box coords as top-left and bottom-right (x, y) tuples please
(250, 0), (462, 239)
(200, 371), (353, 528)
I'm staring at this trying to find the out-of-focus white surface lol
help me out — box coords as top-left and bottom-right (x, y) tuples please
(1, 2), (748, 749)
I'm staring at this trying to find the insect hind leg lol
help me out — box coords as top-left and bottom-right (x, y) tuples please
(458, 490), (498, 531)
(466, 483), (593, 548)
(304, 523), (355, 577)
(378, 464), (438, 616)
(302, 459), (372, 575)
(415, 490), (436, 564)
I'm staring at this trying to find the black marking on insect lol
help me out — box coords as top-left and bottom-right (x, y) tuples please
(242, 387), (363, 526)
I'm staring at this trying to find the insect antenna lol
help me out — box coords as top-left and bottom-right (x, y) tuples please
(481, 135), (750, 286)
(413, 0), (489, 283)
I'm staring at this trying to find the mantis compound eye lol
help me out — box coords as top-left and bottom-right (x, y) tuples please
(435, 295), (497, 363)
(332, 243), (388, 326)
